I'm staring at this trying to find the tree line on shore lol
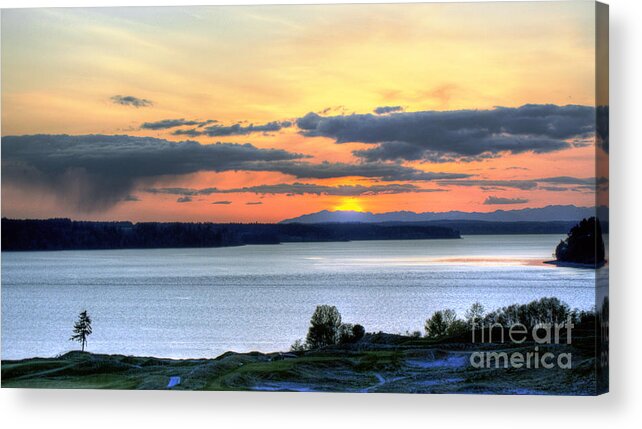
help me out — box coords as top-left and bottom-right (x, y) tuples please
(1, 218), (459, 251)
(292, 297), (598, 352)
(68, 296), (602, 355)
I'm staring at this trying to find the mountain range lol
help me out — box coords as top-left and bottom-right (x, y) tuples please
(280, 205), (609, 224)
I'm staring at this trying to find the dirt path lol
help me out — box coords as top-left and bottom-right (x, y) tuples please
(358, 373), (386, 393)
(167, 376), (181, 388)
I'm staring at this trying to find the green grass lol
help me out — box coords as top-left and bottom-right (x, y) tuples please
(2, 334), (600, 394)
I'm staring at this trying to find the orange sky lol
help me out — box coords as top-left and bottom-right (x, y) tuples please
(1, 3), (607, 222)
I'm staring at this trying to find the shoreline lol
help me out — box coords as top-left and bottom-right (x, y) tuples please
(543, 260), (607, 269)
(0, 235), (463, 253)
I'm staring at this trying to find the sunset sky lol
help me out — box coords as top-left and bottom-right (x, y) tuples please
(1, 2), (607, 222)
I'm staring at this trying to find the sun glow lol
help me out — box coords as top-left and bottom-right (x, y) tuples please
(333, 198), (365, 212)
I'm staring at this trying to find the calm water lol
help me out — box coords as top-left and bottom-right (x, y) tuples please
(1, 235), (601, 360)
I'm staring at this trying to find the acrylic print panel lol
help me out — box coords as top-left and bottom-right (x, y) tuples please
(0, 1), (608, 395)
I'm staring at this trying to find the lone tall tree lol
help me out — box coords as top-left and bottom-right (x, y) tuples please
(70, 310), (92, 352)
(305, 305), (342, 349)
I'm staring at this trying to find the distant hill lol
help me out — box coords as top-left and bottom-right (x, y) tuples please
(280, 205), (609, 224)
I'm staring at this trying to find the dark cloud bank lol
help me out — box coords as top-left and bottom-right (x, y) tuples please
(1, 134), (463, 211)
(3, 104), (601, 213)
(1, 134), (302, 211)
(297, 104), (595, 162)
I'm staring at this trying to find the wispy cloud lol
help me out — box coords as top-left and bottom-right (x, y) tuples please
(483, 196), (529, 205)
(373, 106), (404, 114)
(110, 95), (153, 108)
(140, 118), (216, 130)
(438, 176), (606, 191)
(146, 182), (445, 197)
(174, 121), (292, 137)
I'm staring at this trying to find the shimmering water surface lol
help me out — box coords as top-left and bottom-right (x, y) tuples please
(1, 235), (601, 360)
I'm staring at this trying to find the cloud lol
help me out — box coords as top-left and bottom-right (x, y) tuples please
(1, 134), (305, 211)
(147, 182), (445, 197)
(110, 95), (152, 108)
(539, 186), (568, 192)
(175, 121), (293, 137)
(374, 106), (404, 114)
(437, 176), (606, 191)
(483, 196), (529, 205)
(141, 118), (215, 130)
(172, 128), (205, 137)
(243, 161), (471, 182)
(146, 187), (218, 196)
(536, 176), (601, 186)
(246, 201), (263, 205)
(232, 183), (443, 196)
(176, 196), (192, 203)
(2, 133), (475, 212)
(297, 104), (595, 162)
(536, 176), (608, 192)
(211, 200), (232, 205)
(123, 194), (140, 202)
(437, 179), (538, 190)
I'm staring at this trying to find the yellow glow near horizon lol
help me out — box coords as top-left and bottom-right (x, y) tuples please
(333, 198), (365, 213)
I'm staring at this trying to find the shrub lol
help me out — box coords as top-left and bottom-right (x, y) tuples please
(290, 338), (307, 352)
(338, 323), (366, 344)
(352, 324), (366, 342)
(338, 323), (355, 344)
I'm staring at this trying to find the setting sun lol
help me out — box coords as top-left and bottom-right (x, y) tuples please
(333, 198), (365, 212)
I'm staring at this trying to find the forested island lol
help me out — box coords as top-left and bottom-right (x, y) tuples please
(554, 217), (606, 267)
(1, 218), (460, 251)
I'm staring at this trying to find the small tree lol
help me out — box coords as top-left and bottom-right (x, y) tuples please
(425, 309), (457, 339)
(465, 302), (486, 325)
(70, 310), (92, 352)
(305, 305), (342, 349)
